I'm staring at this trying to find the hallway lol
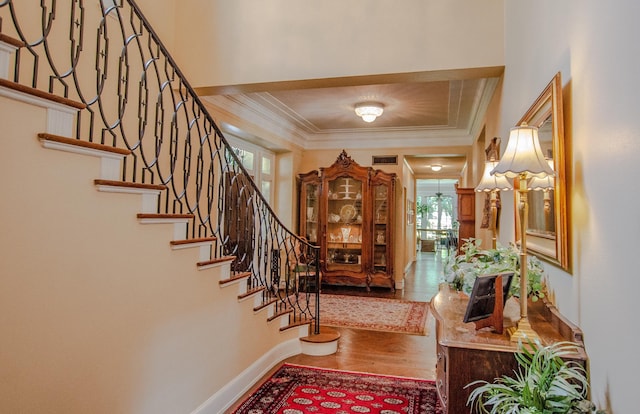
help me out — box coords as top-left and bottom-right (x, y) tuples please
(226, 251), (448, 412)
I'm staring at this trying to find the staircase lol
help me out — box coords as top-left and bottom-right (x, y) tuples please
(0, 2), (337, 413)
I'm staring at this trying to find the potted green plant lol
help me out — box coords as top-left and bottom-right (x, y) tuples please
(416, 201), (432, 250)
(466, 341), (605, 413)
(416, 201), (430, 230)
(442, 238), (546, 302)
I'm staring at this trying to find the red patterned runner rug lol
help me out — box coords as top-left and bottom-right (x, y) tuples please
(232, 363), (443, 414)
(311, 294), (430, 335)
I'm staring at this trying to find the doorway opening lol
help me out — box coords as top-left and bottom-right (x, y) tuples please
(416, 179), (459, 254)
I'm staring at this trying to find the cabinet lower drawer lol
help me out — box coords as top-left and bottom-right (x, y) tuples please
(435, 344), (448, 410)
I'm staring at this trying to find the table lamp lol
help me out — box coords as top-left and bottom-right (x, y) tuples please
(491, 123), (555, 342)
(475, 159), (513, 249)
(528, 158), (555, 213)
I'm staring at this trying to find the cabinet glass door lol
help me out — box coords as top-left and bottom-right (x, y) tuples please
(326, 176), (363, 272)
(303, 182), (319, 243)
(373, 184), (389, 272)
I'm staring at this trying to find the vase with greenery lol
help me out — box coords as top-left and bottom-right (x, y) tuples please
(416, 201), (430, 221)
(466, 341), (605, 413)
(442, 238), (545, 301)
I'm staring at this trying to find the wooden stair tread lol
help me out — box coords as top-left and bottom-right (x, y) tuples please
(254, 297), (278, 312)
(280, 320), (312, 332)
(300, 327), (341, 343)
(238, 285), (266, 300)
(1, 79), (86, 109)
(0, 33), (25, 48)
(197, 256), (235, 267)
(136, 213), (194, 219)
(38, 133), (130, 156)
(94, 179), (166, 191)
(218, 271), (251, 287)
(170, 237), (216, 246)
(267, 308), (293, 322)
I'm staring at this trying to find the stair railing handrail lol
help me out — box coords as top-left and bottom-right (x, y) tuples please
(0, 0), (320, 334)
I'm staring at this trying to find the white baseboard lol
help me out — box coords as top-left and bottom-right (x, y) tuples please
(404, 260), (414, 275)
(191, 338), (302, 414)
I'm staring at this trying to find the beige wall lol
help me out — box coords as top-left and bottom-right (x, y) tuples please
(173, 0), (504, 89)
(275, 150), (302, 229)
(474, 78), (505, 250)
(402, 159), (418, 273)
(500, 1), (638, 412)
(136, 0), (176, 51)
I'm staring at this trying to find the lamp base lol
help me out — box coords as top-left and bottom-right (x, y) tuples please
(507, 317), (541, 343)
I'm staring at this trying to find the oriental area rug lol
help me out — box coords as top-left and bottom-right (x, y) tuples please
(311, 294), (430, 335)
(232, 363), (443, 414)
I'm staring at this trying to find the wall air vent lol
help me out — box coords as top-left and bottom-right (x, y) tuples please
(372, 155), (398, 165)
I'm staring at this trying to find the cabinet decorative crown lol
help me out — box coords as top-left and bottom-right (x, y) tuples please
(336, 149), (356, 169)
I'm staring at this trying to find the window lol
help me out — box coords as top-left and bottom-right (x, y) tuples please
(261, 156), (271, 175)
(260, 155), (273, 204)
(261, 181), (271, 203)
(232, 148), (255, 172)
(227, 137), (275, 205)
(417, 195), (454, 229)
(223, 140), (274, 272)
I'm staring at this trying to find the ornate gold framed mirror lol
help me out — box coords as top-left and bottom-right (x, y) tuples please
(515, 72), (570, 271)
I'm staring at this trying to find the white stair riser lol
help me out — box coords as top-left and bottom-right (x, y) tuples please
(0, 41), (19, 80)
(95, 184), (162, 214)
(300, 339), (338, 356)
(137, 218), (189, 241)
(197, 261), (232, 272)
(0, 85), (78, 137)
(170, 242), (212, 263)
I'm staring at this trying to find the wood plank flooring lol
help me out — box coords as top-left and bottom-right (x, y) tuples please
(225, 251), (448, 413)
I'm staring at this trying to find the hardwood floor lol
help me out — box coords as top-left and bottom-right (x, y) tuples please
(225, 251), (448, 413)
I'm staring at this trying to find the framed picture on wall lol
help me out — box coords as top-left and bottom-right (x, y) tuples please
(407, 199), (415, 225)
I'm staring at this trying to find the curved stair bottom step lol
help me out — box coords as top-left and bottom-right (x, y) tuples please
(299, 326), (340, 356)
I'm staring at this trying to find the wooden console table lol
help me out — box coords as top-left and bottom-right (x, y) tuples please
(430, 285), (587, 414)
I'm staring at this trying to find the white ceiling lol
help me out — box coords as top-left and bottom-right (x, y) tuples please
(198, 67), (503, 177)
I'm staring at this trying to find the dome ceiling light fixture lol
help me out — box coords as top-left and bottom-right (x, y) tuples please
(354, 102), (384, 123)
(430, 164), (443, 172)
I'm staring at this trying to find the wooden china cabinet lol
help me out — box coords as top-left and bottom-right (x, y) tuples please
(455, 184), (475, 254)
(298, 151), (395, 290)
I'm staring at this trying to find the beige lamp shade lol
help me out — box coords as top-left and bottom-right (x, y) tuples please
(492, 123), (556, 179)
(475, 160), (513, 192)
(528, 158), (555, 190)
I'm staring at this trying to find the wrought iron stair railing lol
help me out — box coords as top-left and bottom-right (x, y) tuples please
(0, 0), (319, 333)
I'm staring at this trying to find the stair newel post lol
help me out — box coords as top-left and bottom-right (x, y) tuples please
(313, 246), (321, 334)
